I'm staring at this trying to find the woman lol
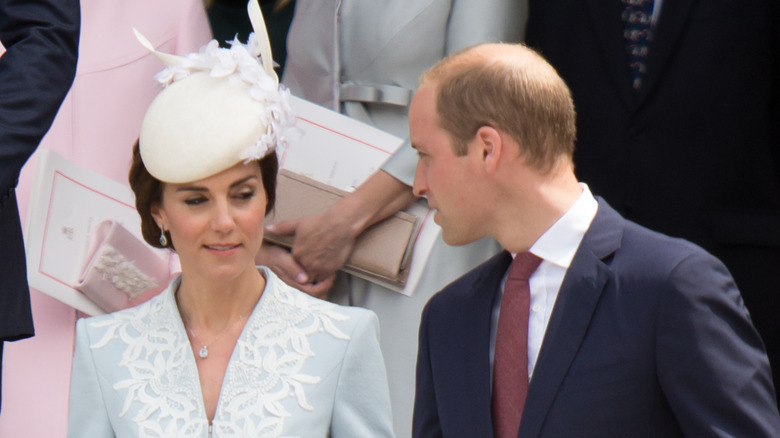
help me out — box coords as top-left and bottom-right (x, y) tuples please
(66, 2), (394, 436)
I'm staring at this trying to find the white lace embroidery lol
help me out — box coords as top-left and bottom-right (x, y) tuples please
(89, 274), (350, 437)
(213, 279), (349, 437)
(92, 245), (159, 299)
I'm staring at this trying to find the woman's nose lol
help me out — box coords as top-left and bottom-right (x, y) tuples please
(210, 199), (235, 232)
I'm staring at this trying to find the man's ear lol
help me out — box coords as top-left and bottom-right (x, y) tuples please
(475, 125), (503, 173)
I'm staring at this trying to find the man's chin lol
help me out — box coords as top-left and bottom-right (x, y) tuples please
(432, 209), (441, 225)
(440, 229), (475, 247)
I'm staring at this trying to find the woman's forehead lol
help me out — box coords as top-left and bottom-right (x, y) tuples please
(166, 162), (263, 191)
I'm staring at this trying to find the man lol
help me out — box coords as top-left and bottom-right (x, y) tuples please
(0, 0), (79, 412)
(525, 0), (780, 391)
(411, 43), (780, 437)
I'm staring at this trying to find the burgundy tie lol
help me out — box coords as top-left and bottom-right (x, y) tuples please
(492, 251), (542, 438)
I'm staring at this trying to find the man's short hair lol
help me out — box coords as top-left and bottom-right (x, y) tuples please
(421, 43), (577, 172)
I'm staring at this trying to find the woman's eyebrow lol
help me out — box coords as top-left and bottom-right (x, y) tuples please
(175, 175), (258, 193)
(229, 175), (258, 189)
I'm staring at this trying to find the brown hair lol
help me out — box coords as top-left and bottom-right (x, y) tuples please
(421, 43), (577, 173)
(128, 140), (278, 249)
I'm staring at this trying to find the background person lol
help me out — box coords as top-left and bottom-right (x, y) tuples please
(259, 2), (527, 434)
(0, 0), (79, 413)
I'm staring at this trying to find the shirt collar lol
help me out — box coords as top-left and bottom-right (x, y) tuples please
(528, 183), (598, 269)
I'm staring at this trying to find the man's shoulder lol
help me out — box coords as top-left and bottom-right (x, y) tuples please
(589, 198), (714, 268)
(425, 251), (508, 312)
(583, 211), (732, 298)
(617, 218), (716, 267)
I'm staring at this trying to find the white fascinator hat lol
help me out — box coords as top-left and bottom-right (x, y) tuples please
(134, 0), (296, 184)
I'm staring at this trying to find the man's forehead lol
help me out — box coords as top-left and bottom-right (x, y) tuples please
(413, 81), (437, 102)
(410, 84), (439, 121)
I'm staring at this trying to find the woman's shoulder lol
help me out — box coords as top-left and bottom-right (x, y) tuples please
(260, 267), (378, 332)
(77, 282), (176, 335)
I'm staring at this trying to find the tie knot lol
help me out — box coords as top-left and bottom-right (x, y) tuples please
(507, 252), (542, 282)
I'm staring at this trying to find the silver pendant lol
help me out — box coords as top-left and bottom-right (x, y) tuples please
(198, 346), (209, 359)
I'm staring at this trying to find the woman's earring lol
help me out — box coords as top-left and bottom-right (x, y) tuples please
(159, 228), (168, 247)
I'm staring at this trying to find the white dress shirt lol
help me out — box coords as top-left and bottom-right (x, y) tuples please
(490, 184), (599, 381)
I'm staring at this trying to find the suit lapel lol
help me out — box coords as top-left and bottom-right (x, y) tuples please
(637, 0), (698, 104)
(582, 0), (635, 110)
(519, 200), (625, 437)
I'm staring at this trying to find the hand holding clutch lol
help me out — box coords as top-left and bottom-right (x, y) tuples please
(264, 170), (419, 288)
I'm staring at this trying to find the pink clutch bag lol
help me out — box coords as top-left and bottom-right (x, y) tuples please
(75, 219), (170, 313)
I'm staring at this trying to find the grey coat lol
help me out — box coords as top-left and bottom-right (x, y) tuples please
(282, 1), (527, 436)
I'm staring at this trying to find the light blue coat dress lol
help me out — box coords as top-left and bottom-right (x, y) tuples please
(67, 267), (394, 437)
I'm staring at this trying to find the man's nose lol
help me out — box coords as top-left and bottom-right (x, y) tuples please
(412, 164), (428, 197)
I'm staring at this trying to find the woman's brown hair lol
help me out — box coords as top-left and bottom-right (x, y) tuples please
(128, 140), (278, 249)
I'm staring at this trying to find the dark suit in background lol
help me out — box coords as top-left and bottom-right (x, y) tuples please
(207, 0), (294, 70)
(415, 199), (780, 437)
(0, 0), (80, 411)
(525, 0), (780, 389)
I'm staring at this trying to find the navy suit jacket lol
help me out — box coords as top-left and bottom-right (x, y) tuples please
(413, 200), (780, 437)
(0, 0), (79, 342)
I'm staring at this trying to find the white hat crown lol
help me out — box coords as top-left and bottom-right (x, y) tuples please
(135, 0), (296, 183)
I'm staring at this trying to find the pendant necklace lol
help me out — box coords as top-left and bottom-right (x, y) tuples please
(184, 313), (244, 359)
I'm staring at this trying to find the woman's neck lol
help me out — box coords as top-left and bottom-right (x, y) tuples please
(176, 267), (265, 329)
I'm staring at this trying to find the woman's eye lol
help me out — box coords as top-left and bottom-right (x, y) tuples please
(184, 197), (207, 206)
(234, 190), (255, 201)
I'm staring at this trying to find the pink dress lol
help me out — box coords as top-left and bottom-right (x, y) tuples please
(0, 0), (210, 435)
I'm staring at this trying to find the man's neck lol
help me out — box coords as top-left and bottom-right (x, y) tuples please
(494, 167), (582, 254)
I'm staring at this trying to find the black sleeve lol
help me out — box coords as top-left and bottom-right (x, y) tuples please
(0, 0), (80, 189)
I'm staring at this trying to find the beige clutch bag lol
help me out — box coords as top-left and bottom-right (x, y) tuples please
(264, 169), (420, 287)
